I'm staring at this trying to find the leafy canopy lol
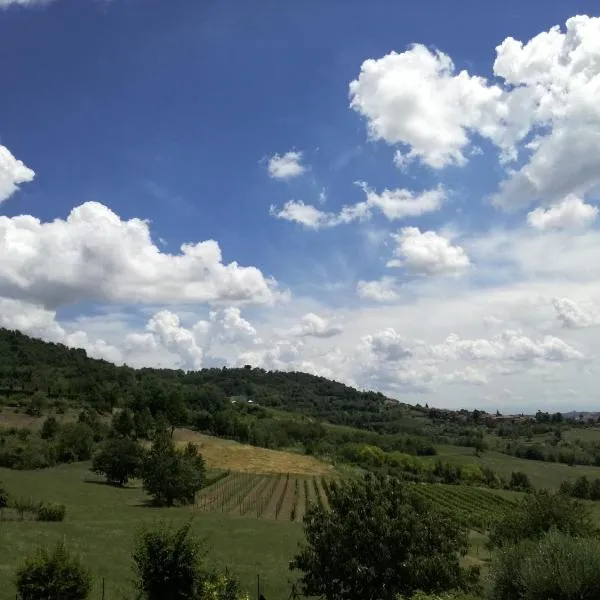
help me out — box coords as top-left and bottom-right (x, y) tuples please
(291, 474), (478, 600)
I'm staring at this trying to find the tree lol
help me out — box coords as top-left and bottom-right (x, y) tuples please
(508, 471), (532, 492)
(54, 423), (94, 463)
(112, 408), (135, 438)
(134, 406), (155, 439)
(0, 481), (7, 511)
(291, 474), (478, 600)
(92, 437), (145, 486)
(133, 521), (203, 600)
(488, 489), (596, 549)
(16, 542), (92, 600)
(141, 427), (206, 506)
(133, 521), (248, 600)
(40, 416), (60, 440)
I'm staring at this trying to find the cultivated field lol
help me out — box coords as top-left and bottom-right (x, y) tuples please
(196, 472), (333, 521)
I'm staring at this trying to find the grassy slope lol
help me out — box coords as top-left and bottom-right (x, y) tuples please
(0, 463), (303, 600)
(173, 428), (333, 476)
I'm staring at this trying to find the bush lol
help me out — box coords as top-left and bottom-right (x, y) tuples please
(508, 471), (532, 492)
(488, 489), (596, 549)
(16, 542), (91, 600)
(36, 503), (66, 522)
(490, 530), (600, 600)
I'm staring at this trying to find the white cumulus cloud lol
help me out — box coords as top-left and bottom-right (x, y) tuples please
(349, 44), (503, 169)
(270, 185), (445, 229)
(290, 312), (343, 338)
(267, 151), (306, 180)
(0, 145), (35, 203)
(0, 202), (282, 310)
(388, 227), (471, 276)
(527, 195), (598, 230)
(357, 277), (399, 302)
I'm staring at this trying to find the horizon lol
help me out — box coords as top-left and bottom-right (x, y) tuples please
(2, 0), (600, 413)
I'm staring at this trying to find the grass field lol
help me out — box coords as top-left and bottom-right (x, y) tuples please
(0, 463), (304, 600)
(432, 444), (600, 489)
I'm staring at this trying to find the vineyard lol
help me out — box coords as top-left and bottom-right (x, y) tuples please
(197, 473), (517, 531)
(196, 472), (334, 521)
(410, 483), (517, 531)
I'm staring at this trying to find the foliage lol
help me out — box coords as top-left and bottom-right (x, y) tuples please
(133, 521), (204, 600)
(141, 427), (206, 506)
(508, 471), (532, 492)
(55, 423), (95, 463)
(291, 474), (478, 600)
(92, 437), (145, 486)
(133, 521), (248, 600)
(112, 408), (135, 438)
(490, 530), (600, 600)
(488, 490), (597, 549)
(40, 416), (60, 440)
(15, 542), (92, 600)
(0, 481), (7, 510)
(36, 502), (66, 522)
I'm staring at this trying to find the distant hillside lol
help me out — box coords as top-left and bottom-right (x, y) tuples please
(0, 328), (425, 431)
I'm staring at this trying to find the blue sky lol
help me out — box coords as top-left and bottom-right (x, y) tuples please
(2, 0), (600, 412)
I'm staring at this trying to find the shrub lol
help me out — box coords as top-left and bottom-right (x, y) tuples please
(488, 489), (596, 549)
(16, 542), (92, 600)
(490, 530), (600, 600)
(36, 503), (66, 522)
(40, 416), (60, 440)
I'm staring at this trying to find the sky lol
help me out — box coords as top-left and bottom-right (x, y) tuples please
(2, 0), (600, 413)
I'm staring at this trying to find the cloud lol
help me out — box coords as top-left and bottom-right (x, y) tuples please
(527, 195), (598, 230)
(357, 277), (399, 302)
(290, 312), (343, 338)
(267, 151), (306, 180)
(350, 16), (600, 214)
(552, 297), (599, 329)
(270, 184), (445, 229)
(0, 202), (283, 310)
(0, 145), (35, 203)
(388, 227), (471, 275)
(490, 16), (600, 209)
(349, 44), (503, 169)
(0, 0), (55, 6)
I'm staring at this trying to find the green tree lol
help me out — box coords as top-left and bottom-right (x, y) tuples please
(488, 490), (596, 549)
(133, 521), (247, 600)
(112, 408), (135, 438)
(508, 471), (532, 492)
(40, 416), (60, 440)
(141, 427), (205, 506)
(54, 423), (94, 463)
(0, 481), (7, 511)
(291, 474), (477, 600)
(16, 542), (92, 600)
(134, 406), (155, 439)
(92, 437), (145, 486)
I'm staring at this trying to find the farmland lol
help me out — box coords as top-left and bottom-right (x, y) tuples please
(196, 472), (333, 521)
